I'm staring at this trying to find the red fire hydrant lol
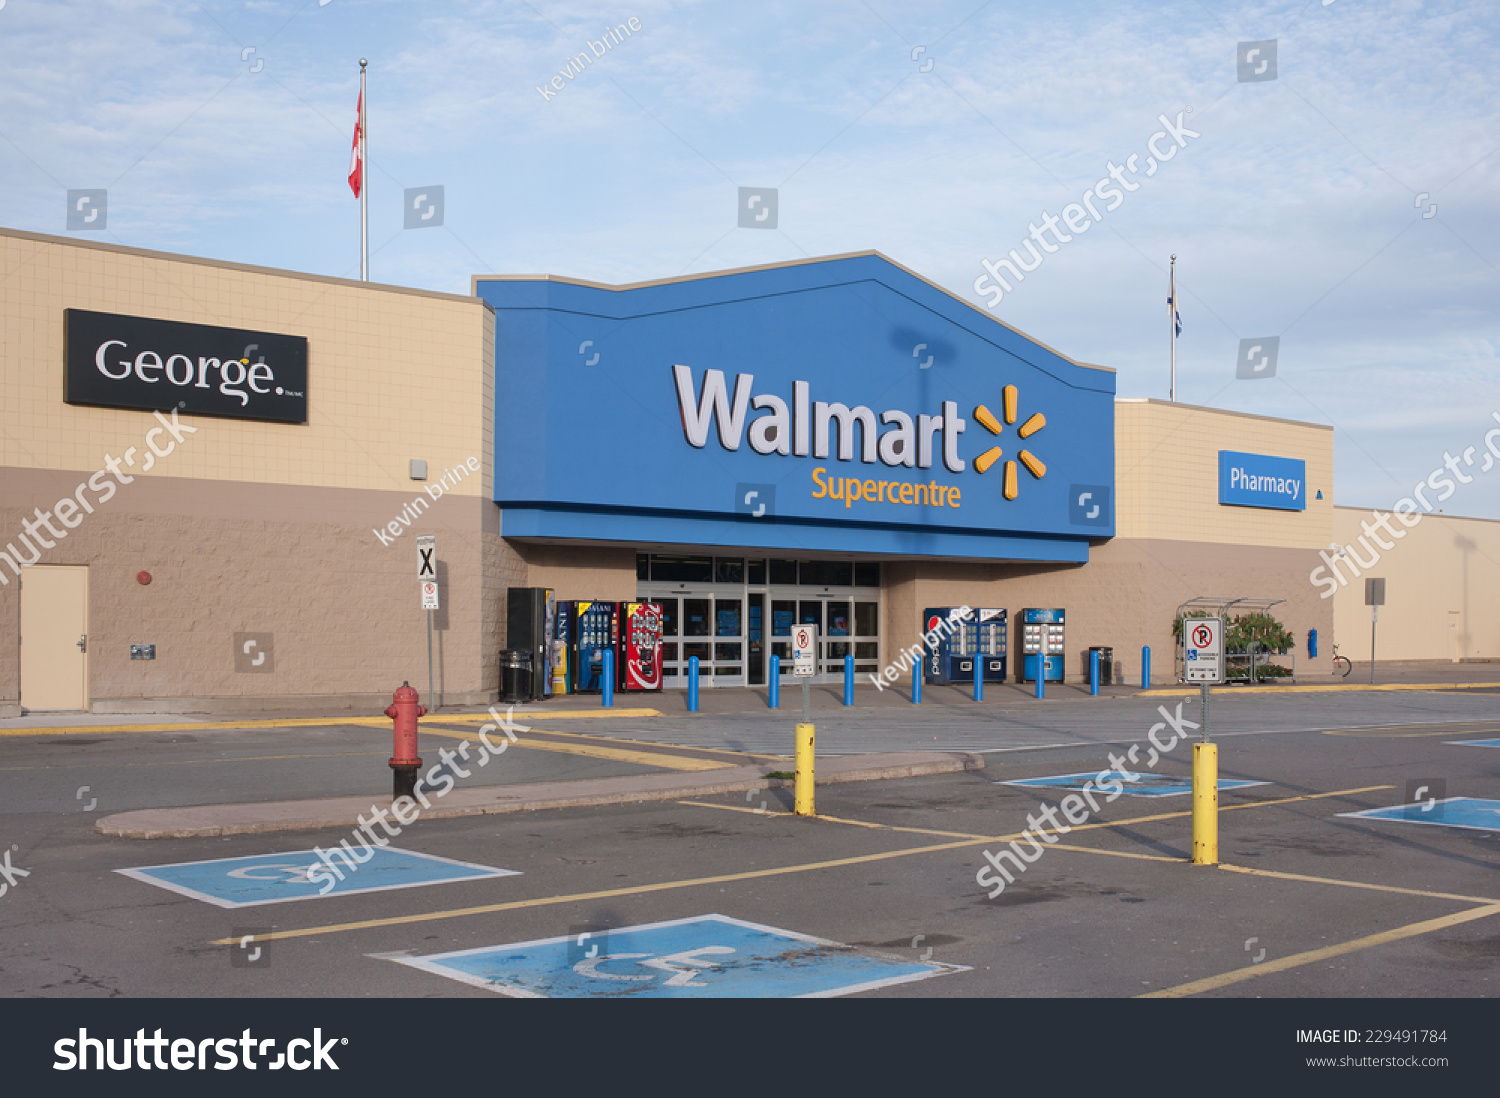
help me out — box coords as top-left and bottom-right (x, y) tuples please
(386, 681), (426, 801)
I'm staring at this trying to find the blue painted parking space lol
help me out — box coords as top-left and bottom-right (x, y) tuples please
(117, 847), (519, 908)
(1000, 771), (1268, 797)
(1448, 738), (1500, 749)
(390, 914), (968, 998)
(1338, 797), (1500, 832)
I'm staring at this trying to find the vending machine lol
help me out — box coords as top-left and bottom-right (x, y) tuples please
(571, 600), (619, 694)
(1020, 608), (1066, 683)
(923, 608), (1008, 684)
(616, 602), (664, 691)
(506, 587), (555, 700)
(551, 602), (575, 695)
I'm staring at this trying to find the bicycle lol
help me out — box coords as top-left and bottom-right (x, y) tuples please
(1331, 643), (1352, 678)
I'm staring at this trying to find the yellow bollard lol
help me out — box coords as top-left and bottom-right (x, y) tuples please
(1191, 741), (1218, 865)
(794, 722), (815, 816)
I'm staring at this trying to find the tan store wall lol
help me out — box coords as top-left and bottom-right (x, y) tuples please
(0, 228), (494, 495)
(1331, 505), (1500, 662)
(884, 538), (1330, 685)
(1116, 399), (1334, 549)
(0, 230), (501, 713)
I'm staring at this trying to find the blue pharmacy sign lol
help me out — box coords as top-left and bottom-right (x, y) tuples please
(1218, 450), (1307, 511)
(478, 253), (1116, 562)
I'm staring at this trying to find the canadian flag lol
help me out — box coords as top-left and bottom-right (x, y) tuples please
(348, 92), (363, 198)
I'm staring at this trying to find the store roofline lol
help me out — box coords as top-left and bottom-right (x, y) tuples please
(1333, 502), (1500, 525)
(1116, 397), (1333, 432)
(472, 250), (1114, 376)
(0, 225), (492, 309)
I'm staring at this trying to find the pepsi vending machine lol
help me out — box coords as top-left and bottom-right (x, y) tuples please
(617, 601), (664, 691)
(1020, 608), (1066, 683)
(923, 608), (1008, 684)
(551, 602), (575, 695)
(571, 600), (618, 694)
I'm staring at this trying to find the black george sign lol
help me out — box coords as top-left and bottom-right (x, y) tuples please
(64, 309), (308, 423)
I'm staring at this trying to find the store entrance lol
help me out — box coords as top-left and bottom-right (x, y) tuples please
(638, 554), (881, 688)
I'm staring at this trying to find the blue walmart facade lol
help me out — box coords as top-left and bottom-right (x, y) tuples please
(477, 252), (1116, 563)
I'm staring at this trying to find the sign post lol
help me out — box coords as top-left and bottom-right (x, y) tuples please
(1182, 616), (1223, 866)
(791, 625), (817, 816)
(1365, 578), (1385, 685)
(417, 535), (437, 709)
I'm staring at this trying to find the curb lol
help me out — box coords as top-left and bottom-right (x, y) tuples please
(94, 751), (985, 839)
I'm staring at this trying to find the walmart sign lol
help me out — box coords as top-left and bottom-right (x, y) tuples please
(1218, 451), (1306, 511)
(479, 253), (1116, 562)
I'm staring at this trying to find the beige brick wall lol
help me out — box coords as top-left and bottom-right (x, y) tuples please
(1116, 399), (1334, 549)
(0, 228), (493, 496)
(1331, 505), (1500, 661)
(0, 230), (501, 713)
(880, 539), (1330, 684)
(0, 472), (502, 712)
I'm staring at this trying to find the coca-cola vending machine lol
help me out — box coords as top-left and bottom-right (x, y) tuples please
(617, 601), (663, 692)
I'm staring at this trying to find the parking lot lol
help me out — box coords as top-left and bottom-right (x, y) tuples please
(1, 684), (1497, 999)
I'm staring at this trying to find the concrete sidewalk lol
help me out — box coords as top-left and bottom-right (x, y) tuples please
(95, 750), (986, 839)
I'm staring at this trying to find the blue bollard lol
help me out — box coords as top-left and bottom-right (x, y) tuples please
(1142, 646), (1151, 690)
(1035, 659), (1045, 700)
(688, 656), (700, 712)
(911, 663), (922, 705)
(602, 650), (614, 708)
(973, 654), (983, 702)
(769, 654), (780, 709)
(1090, 649), (1100, 697)
(843, 653), (854, 706)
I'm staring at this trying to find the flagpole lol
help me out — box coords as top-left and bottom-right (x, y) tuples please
(359, 59), (368, 282)
(1168, 253), (1177, 402)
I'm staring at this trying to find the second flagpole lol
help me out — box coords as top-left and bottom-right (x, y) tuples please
(1168, 253), (1177, 402)
(360, 59), (368, 282)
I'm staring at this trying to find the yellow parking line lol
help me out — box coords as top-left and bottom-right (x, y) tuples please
(1146, 681), (1500, 696)
(1140, 903), (1500, 998)
(438, 708), (661, 721)
(0, 717), (391, 738)
(211, 832), (1004, 945)
(1216, 863), (1498, 906)
(419, 727), (734, 772)
(209, 784), (1400, 947)
(425, 721), (768, 762)
(0, 750), (385, 772)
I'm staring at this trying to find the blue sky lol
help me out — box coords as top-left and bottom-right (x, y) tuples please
(2, 0), (1497, 517)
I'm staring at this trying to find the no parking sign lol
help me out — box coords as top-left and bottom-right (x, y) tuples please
(1183, 617), (1223, 683)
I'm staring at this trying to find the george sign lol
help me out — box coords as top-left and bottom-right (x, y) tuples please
(416, 534), (436, 579)
(1217, 451), (1306, 511)
(791, 625), (816, 676)
(64, 309), (307, 423)
(421, 580), (440, 611)
(1183, 616), (1223, 683)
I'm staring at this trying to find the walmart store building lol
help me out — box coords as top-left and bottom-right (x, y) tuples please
(3, 227), (1495, 715)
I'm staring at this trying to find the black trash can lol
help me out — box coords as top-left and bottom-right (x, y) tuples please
(500, 649), (532, 705)
(1088, 646), (1114, 686)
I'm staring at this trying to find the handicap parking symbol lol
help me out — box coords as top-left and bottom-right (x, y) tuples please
(1339, 797), (1500, 833)
(1001, 770), (1267, 798)
(117, 847), (520, 908)
(388, 914), (968, 998)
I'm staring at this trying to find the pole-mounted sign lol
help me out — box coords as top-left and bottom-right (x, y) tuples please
(1183, 616), (1224, 684)
(792, 625), (816, 677)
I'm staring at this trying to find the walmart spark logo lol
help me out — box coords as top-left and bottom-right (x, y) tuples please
(972, 385), (1046, 500)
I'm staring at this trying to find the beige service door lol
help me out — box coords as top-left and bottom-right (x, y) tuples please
(20, 565), (89, 710)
